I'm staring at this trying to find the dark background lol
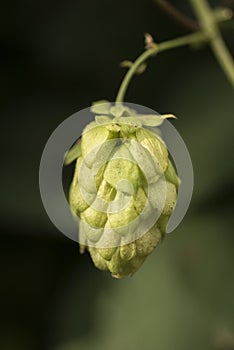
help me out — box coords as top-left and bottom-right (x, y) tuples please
(1, 1), (234, 349)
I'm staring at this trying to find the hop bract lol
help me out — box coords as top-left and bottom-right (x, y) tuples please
(67, 103), (179, 278)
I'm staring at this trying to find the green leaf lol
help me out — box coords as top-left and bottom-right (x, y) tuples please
(116, 116), (142, 127)
(121, 106), (137, 117)
(83, 121), (98, 133)
(137, 114), (165, 126)
(120, 60), (133, 69)
(110, 105), (138, 118)
(64, 140), (81, 165)
(165, 159), (180, 188)
(91, 100), (111, 115)
(145, 126), (162, 138)
(138, 113), (177, 127)
(136, 63), (147, 75)
(95, 115), (112, 125)
(110, 104), (126, 118)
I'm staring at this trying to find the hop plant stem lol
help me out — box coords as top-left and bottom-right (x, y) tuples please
(116, 32), (208, 103)
(116, 0), (234, 103)
(190, 0), (234, 88)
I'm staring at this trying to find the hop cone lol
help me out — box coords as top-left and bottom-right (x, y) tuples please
(68, 103), (179, 278)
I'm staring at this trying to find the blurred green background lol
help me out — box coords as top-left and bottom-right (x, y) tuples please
(1, 0), (234, 349)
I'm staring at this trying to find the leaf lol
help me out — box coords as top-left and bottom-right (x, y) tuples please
(120, 61), (146, 74)
(95, 115), (112, 125)
(161, 114), (177, 120)
(138, 113), (177, 126)
(110, 104), (126, 118)
(120, 60), (133, 69)
(136, 63), (147, 75)
(116, 116), (142, 127)
(91, 100), (111, 115)
(164, 159), (180, 188)
(110, 104), (138, 118)
(64, 140), (81, 165)
(137, 114), (165, 126)
(83, 121), (98, 133)
(145, 126), (162, 138)
(120, 106), (137, 117)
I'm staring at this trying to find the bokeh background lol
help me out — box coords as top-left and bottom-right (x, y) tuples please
(1, 0), (234, 349)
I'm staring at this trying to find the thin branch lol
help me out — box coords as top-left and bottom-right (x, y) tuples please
(115, 0), (234, 102)
(190, 0), (234, 88)
(115, 31), (208, 102)
(154, 0), (200, 32)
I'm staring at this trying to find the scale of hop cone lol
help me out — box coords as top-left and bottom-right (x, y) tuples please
(67, 104), (179, 278)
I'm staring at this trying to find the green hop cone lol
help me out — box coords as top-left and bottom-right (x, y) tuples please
(67, 103), (179, 279)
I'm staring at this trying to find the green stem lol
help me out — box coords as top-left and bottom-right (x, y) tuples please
(158, 31), (207, 51)
(116, 31), (208, 102)
(116, 0), (234, 103)
(190, 0), (234, 87)
(116, 48), (158, 103)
